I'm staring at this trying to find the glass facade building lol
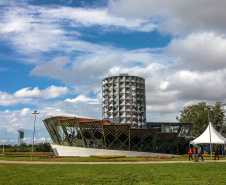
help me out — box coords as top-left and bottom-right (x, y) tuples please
(102, 74), (146, 127)
(146, 122), (193, 136)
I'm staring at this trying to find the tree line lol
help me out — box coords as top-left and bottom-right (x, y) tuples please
(0, 142), (53, 153)
(176, 102), (226, 137)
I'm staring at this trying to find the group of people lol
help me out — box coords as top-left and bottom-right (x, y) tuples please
(188, 146), (204, 162)
(202, 145), (225, 155)
(188, 145), (225, 162)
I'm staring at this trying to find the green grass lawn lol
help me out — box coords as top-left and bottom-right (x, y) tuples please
(0, 163), (226, 184)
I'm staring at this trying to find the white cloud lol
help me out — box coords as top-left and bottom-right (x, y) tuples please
(43, 6), (156, 31)
(14, 85), (68, 99)
(30, 52), (175, 113)
(0, 85), (68, 106)
(20, 108), (31, 117)
(5, 113), (16, 119)
(167, 32), (226, 71)
(77, 54), (122, 76)
(65, 94), (100, 104)
(14, 87), (41, 98)
(0, 91), (33, 106)
(10, 118), (19, 123)
(30, 50), (169, 93)
(109, 0), (226, 35)
(167, 70), (226, 101)
(146, 103), (177, 113)
(0, 2), (156, 56)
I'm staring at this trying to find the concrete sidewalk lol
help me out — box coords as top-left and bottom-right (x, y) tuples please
(0, 160), (226, 164)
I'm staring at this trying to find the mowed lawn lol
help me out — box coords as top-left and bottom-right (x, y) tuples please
(0, 163), (226, 184)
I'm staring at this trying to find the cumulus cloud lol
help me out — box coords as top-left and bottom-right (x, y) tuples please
(0, 85), (68, 106)
(0, 91), (33, 106)
(65, 94), (100, 104)
(20, 108), (31, 117)
(167, 32), (226, 71)
(30, 50), (168, 91)
(77, 54), (122, 76)
(166, 69), (226, 102)
(29, 44), (226, 116)
(14, 85), (68, 99)
(109, 0), (226, 35)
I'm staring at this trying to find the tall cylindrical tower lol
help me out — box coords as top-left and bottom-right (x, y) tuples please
(102, 74), (146, 128)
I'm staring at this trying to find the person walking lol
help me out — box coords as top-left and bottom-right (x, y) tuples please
(206, 145), (209, 154)
(193, 147), (196, 160)
(194, 147), (198, 162)
(203, 145), (206, 154)
(221, 145), (224, 156)
(188, 148), (193, 161)
(209, 145), (212, 154)
(198, 147), (204, 161)
(214, 145), (219, 160)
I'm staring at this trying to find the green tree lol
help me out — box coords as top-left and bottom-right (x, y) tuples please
(36, 143), (53, 152)
(176, 102), (226, 137)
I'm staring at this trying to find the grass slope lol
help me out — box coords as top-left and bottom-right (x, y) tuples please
(0, 163), (226, 184)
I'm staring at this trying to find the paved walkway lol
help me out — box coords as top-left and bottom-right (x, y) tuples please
(0, 160), (226, 164)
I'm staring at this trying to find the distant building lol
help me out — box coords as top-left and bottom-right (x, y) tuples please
(102, 74), (146, 128)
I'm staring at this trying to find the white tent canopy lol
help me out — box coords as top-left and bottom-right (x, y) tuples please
(190, 122), (226, 144)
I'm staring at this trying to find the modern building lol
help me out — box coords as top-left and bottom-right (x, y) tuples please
(43, 74), (194, 156)
(43, 116), (194, 156)
(102, 74), (146, 128)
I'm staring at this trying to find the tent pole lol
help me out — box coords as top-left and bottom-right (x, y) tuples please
(207, 108), (212, 160)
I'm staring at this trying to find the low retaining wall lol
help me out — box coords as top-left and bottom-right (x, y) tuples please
(51, 144), (177, 157)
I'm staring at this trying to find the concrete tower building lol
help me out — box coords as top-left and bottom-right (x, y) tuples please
(102, 74), (146, 128)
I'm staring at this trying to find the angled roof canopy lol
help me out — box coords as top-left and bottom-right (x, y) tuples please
(190, 122), (226, 144)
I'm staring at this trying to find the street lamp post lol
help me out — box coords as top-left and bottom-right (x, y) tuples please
(3, 127), (5, 153)
(31, 111), (39, 161)
(207, 107), (212, 160)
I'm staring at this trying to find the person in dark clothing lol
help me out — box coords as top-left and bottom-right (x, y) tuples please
(198, 147), (204, 161)
(214, 145), (219, 160)
(194, 147), (199, 162)
(221, 145), (225, 155)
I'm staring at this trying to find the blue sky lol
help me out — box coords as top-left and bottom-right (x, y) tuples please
(1, 0), (226, 144)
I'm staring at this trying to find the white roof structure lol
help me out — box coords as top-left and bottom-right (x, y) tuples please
(190, 122), (226, 144)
